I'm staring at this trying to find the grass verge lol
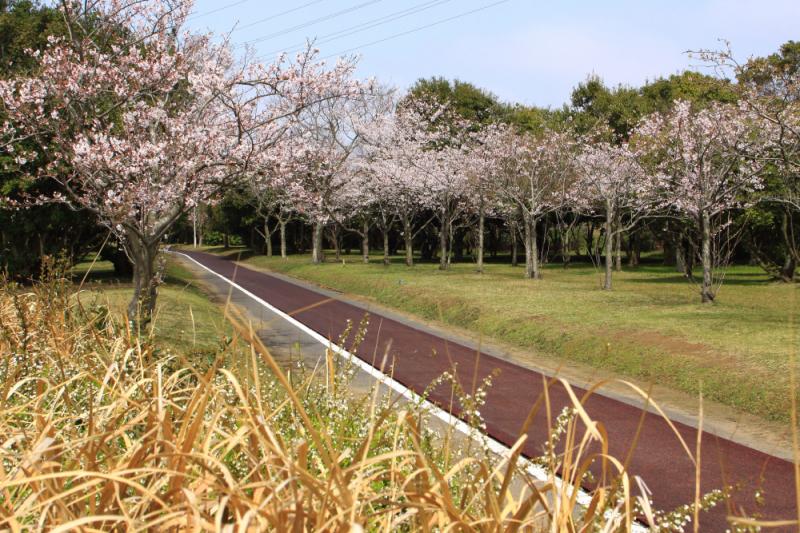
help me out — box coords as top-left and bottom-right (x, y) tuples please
(71, 253), (234, 356)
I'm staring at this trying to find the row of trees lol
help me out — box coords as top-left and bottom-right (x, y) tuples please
(217, 49), (796, 305)
(1, 0), (798, 319)
(0, 0), (368, 321)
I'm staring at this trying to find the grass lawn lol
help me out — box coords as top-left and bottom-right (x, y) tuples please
(72, 254), (233, 356)
(199, 246), (800, 423)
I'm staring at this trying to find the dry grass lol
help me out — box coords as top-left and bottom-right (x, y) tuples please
(0, 263), (784, 531)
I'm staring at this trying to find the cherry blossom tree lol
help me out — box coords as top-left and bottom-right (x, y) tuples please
(278, 132), (335, 265)
(575, 138), (660, 290)
(695, 45), (800, 208)
(242, 148), (297, 258)
(339, 88), (395, 265)
(637, 100), (766, 302)
(393, 101), (475, 270)
(0, 0), (362, 322)
(287, 89), (382, 264)
(360, 100), (457, 268)
(361, 109), (423, 267)
(351, 151), (395, 265)
(696, 45), (800, 279)
(468, 123), (506, 273)
(491, 125), (575, 279)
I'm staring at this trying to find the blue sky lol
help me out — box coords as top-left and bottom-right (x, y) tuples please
(187, 0), (800, 108)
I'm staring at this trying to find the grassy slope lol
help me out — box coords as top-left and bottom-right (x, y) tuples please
(208, 248), (799, 422)
(72, 256), (232, 355)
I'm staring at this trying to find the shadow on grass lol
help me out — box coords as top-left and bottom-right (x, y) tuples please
(70, 268), (129, 286)
(623, 271), (772, 287)
(198, 246), (260, 262)
(172, 247), (788, 290)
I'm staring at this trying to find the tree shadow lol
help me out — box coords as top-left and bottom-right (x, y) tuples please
(205, 246), (257, 262)
(623, 271), (772, 287)
(70, 269), (130, 285)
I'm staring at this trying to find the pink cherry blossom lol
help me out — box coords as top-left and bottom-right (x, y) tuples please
(0, 0), (365, 321)
(636, 100), (766, 302)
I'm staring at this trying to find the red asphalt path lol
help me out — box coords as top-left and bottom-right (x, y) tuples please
(183, 250), (795, 531)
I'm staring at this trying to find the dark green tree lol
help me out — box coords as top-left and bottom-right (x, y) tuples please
(735, 41), (800, 281)
(406, 77), (502, 124)
(205, 189), (253, 249)
(499, 103), (566, 134)
(0, 0), (102, 278)
(568, 76), (644, 139)
(640, 70), (737, 112)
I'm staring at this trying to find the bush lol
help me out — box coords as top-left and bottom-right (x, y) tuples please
(201, 230), (244, 247)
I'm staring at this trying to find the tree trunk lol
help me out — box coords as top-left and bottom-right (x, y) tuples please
(530, 218), (540, 279)
(523, 218), (532, 277)
(540, 219), (550, 267)
(330, 226), (341, 261)
(447, 220), (455, 268)
(362, 219), (370, 264)
(674, 238), (687, 274)
(382, 227), (390, 266)
(125, 234), (159, 327)
(627, 231), (640, 267)
(312, 222), (324, 264)
(491, 223), (499, 258)
(561, 222), (571, 268)
(663, 239), (675, 266)
(403, 215), (414, 267)
(780, 254), (796, 282)
(603, 205), (614, 290)
(223, 232), (229, 250)
(476, 204), (485, 273)
(780, 211), (796, 282)
(192, 207), (198, 248)
(264, 221), (273, 257)
(523, 216), (540, 279)
(700, 210), (714, 303)
(511, 220), (518, 267)
(279, 221), (287, 259)
(438, 216), (448, 271)
(614, 224), (622, 272)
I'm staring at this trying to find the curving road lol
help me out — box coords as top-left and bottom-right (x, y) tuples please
(179, 250), (796, 532)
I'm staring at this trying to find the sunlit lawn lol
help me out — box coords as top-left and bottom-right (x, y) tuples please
(72, 255), (233, 355)
(200, 246), (800, 422)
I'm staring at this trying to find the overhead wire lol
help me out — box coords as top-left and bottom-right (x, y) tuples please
(187, 0), (252, 21)
(260, 0), (452, 58)
(240, 0), (385, 46)
(234, 0), (327, 32)
(319, 0), (511, 60)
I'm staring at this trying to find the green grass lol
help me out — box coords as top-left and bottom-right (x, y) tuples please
(199, 246), (800, 423)
(72, 254), (233, 355)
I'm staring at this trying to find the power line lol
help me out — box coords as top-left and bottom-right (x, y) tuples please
(234, 0), (326, 32)
(261, 0), (452, 58)
(241, 0), (385, 47)
(187, 0), (252, 21)
(320, 0), (510, 60)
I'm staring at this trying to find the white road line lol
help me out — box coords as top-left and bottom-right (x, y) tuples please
(173, 251), (648, 531)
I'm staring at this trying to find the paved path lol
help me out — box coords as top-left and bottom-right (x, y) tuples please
(180, 250), (796, 532)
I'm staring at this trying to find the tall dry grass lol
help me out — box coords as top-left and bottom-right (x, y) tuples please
(0, 266), (754, 531)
